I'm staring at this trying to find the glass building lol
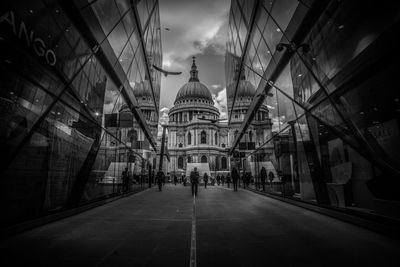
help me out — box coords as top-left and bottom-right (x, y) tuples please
(225, 0), (400, 220)
(0, 0), (162, 229)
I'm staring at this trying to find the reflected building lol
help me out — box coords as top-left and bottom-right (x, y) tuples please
(225, 0), (400, 219)
(226, 59), (274, 178)
(0, 0), (162, 229)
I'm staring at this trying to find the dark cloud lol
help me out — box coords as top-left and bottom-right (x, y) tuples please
(158, 0), (230, 115)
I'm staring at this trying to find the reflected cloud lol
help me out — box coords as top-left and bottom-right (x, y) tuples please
(213, 87), (227, 118)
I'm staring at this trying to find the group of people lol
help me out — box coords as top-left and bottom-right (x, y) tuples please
(154, 166), (274, 194)
(215, 174), (228, 186)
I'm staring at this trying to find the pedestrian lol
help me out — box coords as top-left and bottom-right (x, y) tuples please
(260, 167), (267, 191)
(268, 171), (275, 190)
(221, 175), (225, 186)
(183, 174), (187, 186)
(203, 173), (209, 188)
(216, 174), (221, 185)
(244, 172), (250, 188)
(190, 167), (199, 196)
(174, 174), (178, 185)
(122, 167), (129, 193)
(156, 171), (164, 191)
(226, 174), (230, 188)
(232, 167), (239, 191)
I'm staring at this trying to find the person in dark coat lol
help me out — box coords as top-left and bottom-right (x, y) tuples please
(268, 171), (275, 190)
(216, 174), (221, 186)
(173, 174), (178, 185)
(222, 175), (226, 186)
(225, 174), (229, 188)
(190, 167), (199, 196)
(203, 173), (209, 188)
(156, 171), (165, 191)
(260, 167), (267, 191)
(182, 174), (187, 186)
(244, 172), (251, 188)
(231, 168), (239, 191)
(122, 167), (129, 193)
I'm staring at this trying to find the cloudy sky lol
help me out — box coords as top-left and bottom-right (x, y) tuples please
(157, 0), (231, 130)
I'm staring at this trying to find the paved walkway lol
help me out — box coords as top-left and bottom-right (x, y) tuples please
(1, 185), (399, 266)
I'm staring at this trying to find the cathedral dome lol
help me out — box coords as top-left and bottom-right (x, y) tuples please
(174, 57), (213, 103)
(175, 81), (212, 102)
(133, 81), (151, 97)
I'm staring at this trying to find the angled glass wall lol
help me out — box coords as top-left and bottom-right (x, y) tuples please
(226, 0), (400, 220)
(0, 0), (161, 229)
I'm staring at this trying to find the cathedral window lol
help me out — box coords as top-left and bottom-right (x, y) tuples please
(221, 157), (227, 169)
(249, 131), (253, 142)
(188, 132), (192, 145)
(178, 156), (184, 169)
(179, 143), (183, 148)
(214, 132), (218, 145)
(187, 156), (192, 163)
(200, 130), (207, 144)
(201, 155), (208, 163)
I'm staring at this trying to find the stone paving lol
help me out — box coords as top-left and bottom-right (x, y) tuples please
(1, 184), (399, 266)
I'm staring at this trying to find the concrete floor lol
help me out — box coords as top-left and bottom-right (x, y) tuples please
(1, 184), (399, 266)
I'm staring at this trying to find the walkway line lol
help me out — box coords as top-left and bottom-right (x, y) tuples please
(190, 194), (196, 267)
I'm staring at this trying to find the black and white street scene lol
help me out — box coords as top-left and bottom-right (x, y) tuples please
(1, 0), (400, 266)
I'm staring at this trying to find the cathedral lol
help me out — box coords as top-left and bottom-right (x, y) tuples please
(166, 57), (273, 178)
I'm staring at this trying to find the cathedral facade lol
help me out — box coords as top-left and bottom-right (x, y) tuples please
(166, 57), (274, 178)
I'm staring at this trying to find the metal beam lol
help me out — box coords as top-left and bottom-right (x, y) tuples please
(227, 0), (261, 125)
(158, 125), (167, 172)
(229, 0), (329, 154)
(60, 0), (158, 152)
(131, 0), (160, 122)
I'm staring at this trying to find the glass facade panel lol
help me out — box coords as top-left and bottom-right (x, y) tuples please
(0, 0), (162, 229)
(92, 0), (121, 36)
(226, 0), (400, 220)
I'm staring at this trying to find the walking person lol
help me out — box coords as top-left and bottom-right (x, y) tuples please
(122, 167), (129, 193)
(221, 175), (225, 186)
(173, 174), (178, 185)
(203, 173), (209, 188)
(190, 167), (199, 196)
(268, 171), (275, 190)
(216, 174), (221, 186)
(260, 167), (267, 192)
(225, 174), (230, 188)
(183, 174), (187, 186)
(244, 172), (250, 188)
(232, 167), (239, 191)
(156, 171), (165, 192)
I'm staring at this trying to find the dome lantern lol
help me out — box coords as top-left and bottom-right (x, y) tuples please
(189, 56), (199, 82)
